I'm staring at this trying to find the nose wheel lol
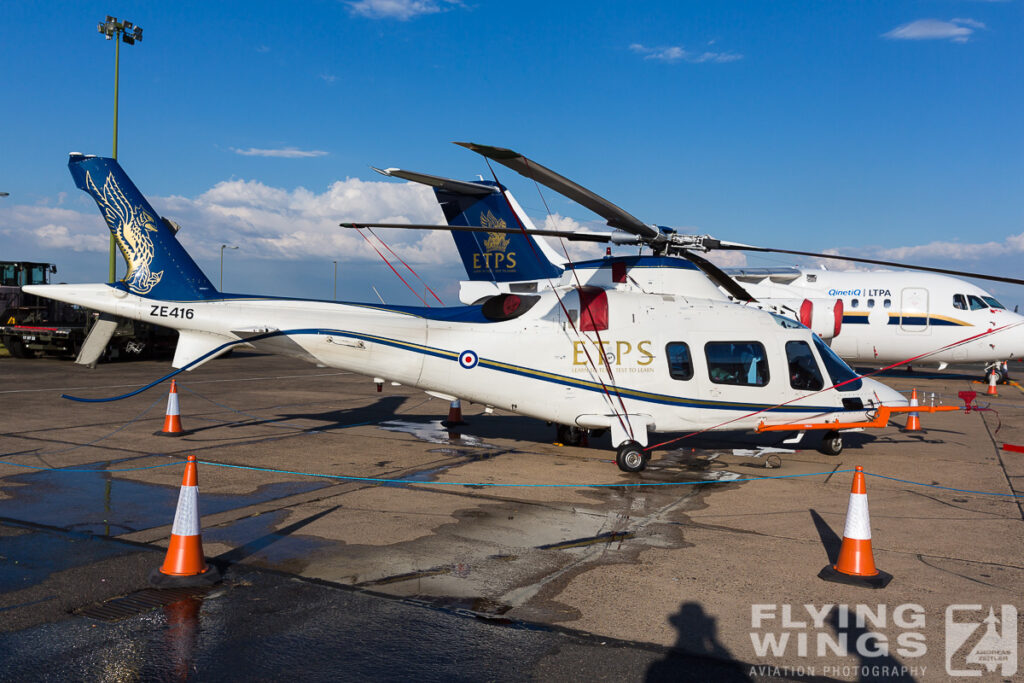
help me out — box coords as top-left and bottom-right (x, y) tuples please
(819, 430), (843, 456)
(616, 441), (648, 472)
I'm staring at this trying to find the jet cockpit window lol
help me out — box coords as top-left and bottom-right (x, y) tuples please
(953, 294), (967, 310)
(812, 336), (862, 392)
(665, 342), (693, 380)
(967, 295), (987, 311)
(786, 341), (824, 391)
(705, 342), (769, 387)
(982, 296), (1005, 310)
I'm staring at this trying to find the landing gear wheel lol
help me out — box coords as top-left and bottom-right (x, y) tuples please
(556, 424), (585, 447)
(616, 441), (646, 473)
(819, 430), (843, 456)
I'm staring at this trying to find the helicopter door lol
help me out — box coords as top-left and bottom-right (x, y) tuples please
(899, 287), (929, 332)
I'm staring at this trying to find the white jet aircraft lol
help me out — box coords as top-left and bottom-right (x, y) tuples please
(25, 154), (908, 471)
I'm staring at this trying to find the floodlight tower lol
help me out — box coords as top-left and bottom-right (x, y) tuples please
(97, 15), (143, 283)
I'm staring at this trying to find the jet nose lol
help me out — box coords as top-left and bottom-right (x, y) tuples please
(862, 377), (908, 407)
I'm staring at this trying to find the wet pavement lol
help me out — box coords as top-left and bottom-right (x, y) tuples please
(2, 354), (1023, 680)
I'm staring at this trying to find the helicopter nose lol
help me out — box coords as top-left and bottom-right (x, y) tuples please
(862, 377), (908, 407)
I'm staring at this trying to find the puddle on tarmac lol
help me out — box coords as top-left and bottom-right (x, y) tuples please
(0, 525), (142, 593)
(0, 463), (328, 535)
(377, 420), (496, 448)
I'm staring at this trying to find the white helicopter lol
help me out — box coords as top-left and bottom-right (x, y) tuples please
(365, 143), (1024, 382)
(25, 153), (910, 472)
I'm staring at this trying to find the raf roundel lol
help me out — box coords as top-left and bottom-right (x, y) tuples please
(459, 350), (479, 369)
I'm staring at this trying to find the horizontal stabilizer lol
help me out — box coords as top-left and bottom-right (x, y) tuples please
(173, 330), (236, 370)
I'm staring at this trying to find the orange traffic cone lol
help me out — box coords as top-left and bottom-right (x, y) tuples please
(986, 370), (999, 397)
(150, 455), (221, 587)
(903, 388), (921, 432)
(155, 380), (190, 436)
(442, 398), (466, 427)
(819, 466), (892, 588)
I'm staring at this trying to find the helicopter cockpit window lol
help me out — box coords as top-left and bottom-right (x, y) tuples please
(982, 296), (1005, 310)
(769, 312), (803, 329)
(812, 335), (862, 392)
(967, 295), (987, 311)
(665, 342), (693, 380)
(953, 294), (967, 310)
(0, 264), (16, 287)
(786, 341), (824, 391)
(705, 342), (769, 387)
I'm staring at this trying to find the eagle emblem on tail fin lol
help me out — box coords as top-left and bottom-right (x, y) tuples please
(85, 170), (164, 295)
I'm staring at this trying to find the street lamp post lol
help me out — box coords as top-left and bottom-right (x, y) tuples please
(97, 15), (143, 283)
(333, 260), (338, 300)
(220, 245), (238, 291)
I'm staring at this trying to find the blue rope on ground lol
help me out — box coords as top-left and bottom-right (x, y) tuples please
(864, 472), (1024, 497)
(2, 456), (1021, 498)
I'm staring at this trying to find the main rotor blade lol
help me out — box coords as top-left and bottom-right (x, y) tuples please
(454, 142), (662, 243)
(720, 244), (1024, 288)
(340, 222), (619, 243)
(371, 167), (497, 196)
(682, 250), (757, 302)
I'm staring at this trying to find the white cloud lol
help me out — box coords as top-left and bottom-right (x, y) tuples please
(0, 177), (452, 267)
(629, 43), (742, 64)
(882, 18), (986, 43)
(231, 147), (329, 158)
(319, 74), (338, 84)
(347, 0), (461, 21)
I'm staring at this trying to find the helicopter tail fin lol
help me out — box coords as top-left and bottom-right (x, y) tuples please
(435, 181), (565, 282)
(68, 154), (218, 300)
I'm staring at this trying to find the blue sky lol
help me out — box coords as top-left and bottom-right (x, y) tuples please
(1, 1), (1021, 306)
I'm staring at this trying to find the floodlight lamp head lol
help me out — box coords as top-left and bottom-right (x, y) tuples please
(122, 20), (133, 30)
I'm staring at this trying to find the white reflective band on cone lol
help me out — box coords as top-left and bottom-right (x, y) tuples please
(166, 392), (180, 416)
(170, 486), (201, 536)
(842, 493), (871, 540)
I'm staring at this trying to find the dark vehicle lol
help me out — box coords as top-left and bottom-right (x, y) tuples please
(0, 261), (175, 360)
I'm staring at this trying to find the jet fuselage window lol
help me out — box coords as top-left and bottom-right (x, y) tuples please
(867, 299), (875, 308)
(883, 299), (891, 309)
(953, 294), (967, 310)
(665, 342), (693, 380)
(786, 341), (824, 391)
(851, 299), (859, 308)
(705, 342), (769, 387)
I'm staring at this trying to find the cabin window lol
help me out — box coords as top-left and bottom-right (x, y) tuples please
(967, 295), (987, 311)
(867, 299), (875, 308)
(883, 299), (891, 309)
(665, 343), (693, 380)
(953, 294), (967, 310)
(786, 341), (824, 391)
(705, 342), (769, 387)
(851, 299), (859, 308)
